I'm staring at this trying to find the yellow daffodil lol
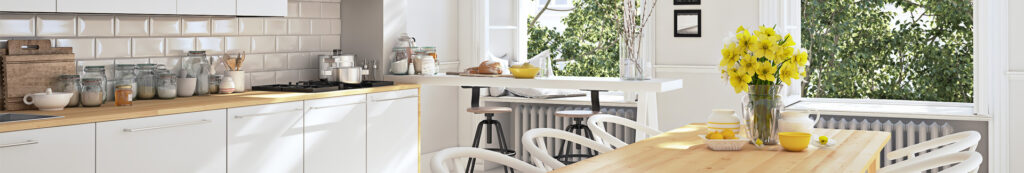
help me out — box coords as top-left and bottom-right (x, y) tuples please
(778, 62), (800, 85)
(738, 55), (758, 75)
(736, 26), (747, 33)
(781, 34), (796, 47)
(728, 68), (752, 93)
(794, 50), (809, 65)
(751, 39), (775, 59)
(721, 44), (737, 67)
(756, 26), (779, 42)
(754, 61), (777, 82)
(775, 46), (795, 61)
(736, 32), (756, 51)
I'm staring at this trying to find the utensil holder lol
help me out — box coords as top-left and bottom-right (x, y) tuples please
(228, 71), (246, 93)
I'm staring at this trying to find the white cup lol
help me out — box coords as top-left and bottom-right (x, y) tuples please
(228, 71), (246, 93)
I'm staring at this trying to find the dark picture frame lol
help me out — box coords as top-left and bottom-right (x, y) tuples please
(674, 0), (700, 5)
(673, 10), (701, 37)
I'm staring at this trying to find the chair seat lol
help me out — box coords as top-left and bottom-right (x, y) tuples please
(467, 107), (513, 114)
(555, 110), (600, 118)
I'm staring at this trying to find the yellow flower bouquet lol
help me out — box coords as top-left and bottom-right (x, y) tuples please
(720, 25), (808, 93)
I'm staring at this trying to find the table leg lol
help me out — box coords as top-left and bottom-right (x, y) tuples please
(867, 155), (879, 173)
(635, 92), (659, 140)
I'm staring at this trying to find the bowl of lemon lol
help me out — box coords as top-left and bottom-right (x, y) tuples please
(699, 130), (748, 151)
(509, 63), (540, 79)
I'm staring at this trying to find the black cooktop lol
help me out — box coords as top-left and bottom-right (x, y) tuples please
(252, 80), (395, 93)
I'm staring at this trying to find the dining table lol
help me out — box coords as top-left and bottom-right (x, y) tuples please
(552, 124), (892, 173)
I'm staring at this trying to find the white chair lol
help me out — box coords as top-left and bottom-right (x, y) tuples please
(884, 131), (982, 173)
(431, 147), (546, 173)
(521, 128), (614, 171)
(879, 151), (983, 173)
(585, 114), (663, 148)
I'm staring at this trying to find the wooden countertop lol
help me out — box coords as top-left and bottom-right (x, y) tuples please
(0, 84), (420, 133)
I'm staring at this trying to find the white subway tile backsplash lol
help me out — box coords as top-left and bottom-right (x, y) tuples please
(275, 69), (315, 83)
(148, 57), (181, 69)
(37, 15), (76, 37)
(288, 19), (310, 35)
(250, 71), (276, 86)
(287, 53), (312, 69)
(251, 36), (276, 53)
(166, 37), (196, 56)
(95, 38), (131, 58)
(56, 38), (95, 59)
(321, 35), (340, 50)
(240, 54), (264, 71)
(196, 37), (225, 55)
(330, 20), (341, 34)
(322, 3), (341, 19)
(0, 15), (35, 37)
(287, 2), (300, 18)
(225, 36), (251, 53)
(299, 2), (322, 18)
(211, 18), (237, 35)
(78, 16), (115, 37)
(311, 19), (330, 35)
(114, 58), (150, 65)
(238, 18), (264, 35)
(276, 36), (299, 52)
(116, 16), (150, 36)
(264, 18), (287, 35)
(182, 17), (211, 36)
(151, 17), (181, 36)
(132, 38), (165, 57)
(299, 36), (320, 51)
(76, 60), (115, 78)
(263, 53), (288, 70)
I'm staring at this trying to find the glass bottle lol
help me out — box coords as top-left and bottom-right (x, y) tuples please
(80, 78), (106, 107)
(82, 66), (107, 102)
(157, 72), (178, 99)
(115, 85), (133, 106)
(114, 64), (138, 99)
(183, 51), (211, 96)
(136, 64), (157, 100)
(55, 75), (81, 107)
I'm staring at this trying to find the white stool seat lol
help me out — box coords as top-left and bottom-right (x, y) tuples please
(466, 107), (513, 114)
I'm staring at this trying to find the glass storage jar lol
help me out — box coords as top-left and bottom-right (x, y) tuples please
(157, 72), (178, 99)
(81, 78), (106, 107)
(114, 64), (138, 99)
(114, 85), (133, 106)
(182, 51), (211, 96)
(82, 66), (107, 102)
(136, 64), (157, 100)
(55, 75), (81, 107)
(209, 75), (222, 94)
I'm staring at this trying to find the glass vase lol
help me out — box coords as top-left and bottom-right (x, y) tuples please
(620, 56), (652, 80)
(741, 84), (784, 145)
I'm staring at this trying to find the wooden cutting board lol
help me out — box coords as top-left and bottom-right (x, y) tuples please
(2, 40), (75, 111)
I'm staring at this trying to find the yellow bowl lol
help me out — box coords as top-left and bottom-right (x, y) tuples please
(510, 67), (540, 79)
(778, 132), (811, 152)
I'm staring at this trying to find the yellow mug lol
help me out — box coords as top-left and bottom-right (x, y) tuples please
(778, 132), (811, 152)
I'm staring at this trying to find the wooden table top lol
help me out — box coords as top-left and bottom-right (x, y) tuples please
(552, 124), (891, 173)
(0, 84), (420, 133)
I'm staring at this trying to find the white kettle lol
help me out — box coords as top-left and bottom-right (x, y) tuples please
(778, 111), (821, 133)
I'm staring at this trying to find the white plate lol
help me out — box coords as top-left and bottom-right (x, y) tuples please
(810, 135), (840, 148)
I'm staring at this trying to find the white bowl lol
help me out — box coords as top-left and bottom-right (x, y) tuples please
(699, 135), (749, 151)
(23, 90), (73, 111)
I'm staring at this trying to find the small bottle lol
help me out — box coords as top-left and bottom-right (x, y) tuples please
(115, 85), (133, 106)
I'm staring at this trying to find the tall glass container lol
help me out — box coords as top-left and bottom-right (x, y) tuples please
(80, 78), (106, 107)
(182, 51), (211, 96)
(157, 72), (178, 99)
(136, 64), (157, 100)
(55, 75), (81, 107)
(114, 64), (138, 99)
(82, 66), (107, 102)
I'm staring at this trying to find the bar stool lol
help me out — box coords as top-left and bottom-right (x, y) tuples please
(462, 86), (515, 173)
(553, 90), (604, 164)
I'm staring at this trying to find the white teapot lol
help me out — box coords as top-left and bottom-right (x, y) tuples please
(778, 111), (821, 133)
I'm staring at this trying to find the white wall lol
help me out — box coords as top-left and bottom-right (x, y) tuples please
(652, 0), (759, 130)
(406, 0), (461, 155)
(1006, 0), (1024, 170)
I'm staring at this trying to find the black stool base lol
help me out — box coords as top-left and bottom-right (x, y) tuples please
(465, 113), (514, 173)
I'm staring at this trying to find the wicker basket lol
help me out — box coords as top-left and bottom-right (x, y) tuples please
(699, 135), (749, 151)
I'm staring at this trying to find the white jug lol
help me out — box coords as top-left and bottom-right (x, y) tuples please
(706, 109), (740, 133)
(778, 111), (821, 133)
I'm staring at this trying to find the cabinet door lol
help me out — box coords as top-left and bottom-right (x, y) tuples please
(58, 0), (175, 14)
(367, 89), (419, 173)
(97, 110), (226, 173)
(228, 101), (304, 173)
(0, 0), (56, 12)
(178, 0), (235, 15)
(237, 0), (287, 16)
(0, 124), (95, 173)
(305, 95), (367, 173)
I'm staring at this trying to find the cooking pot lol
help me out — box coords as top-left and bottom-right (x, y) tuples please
(335, 67), (370, 84)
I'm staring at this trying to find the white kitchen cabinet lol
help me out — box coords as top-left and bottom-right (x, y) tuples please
(58, 0), (176, 14)
(0, 124), (95, 173)
(178, 0), (236, 15)
(0, 0), (56, 12)
(304, 95), (368, 173)
(367, 89), (419, 173)
(237, 0), (288, 16)
(96, 109), (226, 173)
(227, 101), (304, 173)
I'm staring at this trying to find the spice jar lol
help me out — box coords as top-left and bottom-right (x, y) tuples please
(423, 47), (437, 61)
(157, 72), (178, 99)
(136, 64), (157, 100)
(55, 75), (81, 107)
(209, 75), (222, 95)
(81, 78), (106, 107)
(115, 85), (133, 106)
(82, 66), (107, 102)
(114, 64), (138, 99)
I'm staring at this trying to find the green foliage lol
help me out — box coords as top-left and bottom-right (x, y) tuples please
(801, 0), (973, 102)
(527, 0), (623, 77)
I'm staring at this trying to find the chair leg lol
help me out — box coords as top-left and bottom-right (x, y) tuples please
(465, 121), (486, 173)
(582, 124), (597, 156)
(556, 124), (574, 163)
(494, 121), (514, 173)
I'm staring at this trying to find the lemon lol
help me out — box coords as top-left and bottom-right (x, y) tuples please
(818, 136), (829, 144)
(722, 130), (736, 139)
(707, 133), (724, 140)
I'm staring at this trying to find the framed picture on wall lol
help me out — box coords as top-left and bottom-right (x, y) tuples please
(674, 10), (701, 37)
(674, 0), (700, 5)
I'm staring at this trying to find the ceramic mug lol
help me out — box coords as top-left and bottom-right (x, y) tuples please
(23, 88), (74, 111)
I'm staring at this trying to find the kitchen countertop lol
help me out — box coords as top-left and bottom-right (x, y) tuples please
(0, 84), (420, 133)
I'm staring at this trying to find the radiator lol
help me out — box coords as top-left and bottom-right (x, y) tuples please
(510, 103), (637, 162)
(816, 117), (954, 169)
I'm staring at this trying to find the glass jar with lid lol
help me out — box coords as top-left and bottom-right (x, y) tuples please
(157, 72), (177, 99)
(114, 85), (133, 106)
(182, 51), (211, 96)
(80, 78), (106, 107)
(114, 64), (138, 99)
(82, 66), (107, 102)
(54, 75), (81, 107)
(209, 75), (222, 95)
(136, 64), (158, 100)
(412, 48), (427, 75)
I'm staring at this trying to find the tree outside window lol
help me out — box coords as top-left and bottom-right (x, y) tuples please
(528, 0), (623, 77)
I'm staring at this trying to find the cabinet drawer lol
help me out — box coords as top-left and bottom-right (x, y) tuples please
(0, 124), (95, 173)
(96, 109), (226, 173)
(227, 101), (303, 173)
(305, 95), (367, 173)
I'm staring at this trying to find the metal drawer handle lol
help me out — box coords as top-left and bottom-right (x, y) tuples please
(308, 102), (366, 110)
(373, 96), (418, 102)
(234, 108), (303, 119)
(0, 140), (38, 148)
(123, 119), (211, 132)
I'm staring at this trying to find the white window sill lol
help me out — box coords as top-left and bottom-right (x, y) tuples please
(785, 98), (989, 121)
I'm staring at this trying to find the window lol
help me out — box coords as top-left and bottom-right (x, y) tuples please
(527, 0), (623, 77)
(799, 0), (974, 103)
